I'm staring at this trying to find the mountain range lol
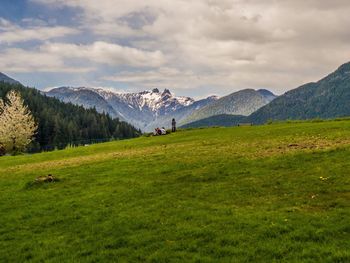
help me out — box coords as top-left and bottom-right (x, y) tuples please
(183, 61), (350, 128)
(46, 87), (212, 131)
(3, 60), (350, 132)
(183, 89), (276, 124)
(45, 87), (275, 131)
(248, 62), (350, 123)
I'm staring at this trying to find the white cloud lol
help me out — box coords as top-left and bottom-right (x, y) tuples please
(41, 41), (166, 67)
(0, 18), (78, 44)
(0, 18), (16, 30)
(0, 40), (165, 73)
(0, 48), (93, 73)
(104, 67), (198, 87)
(103, 67), (249, 92)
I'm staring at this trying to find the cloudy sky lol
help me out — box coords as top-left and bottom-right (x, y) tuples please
(0, 0), (350, 98)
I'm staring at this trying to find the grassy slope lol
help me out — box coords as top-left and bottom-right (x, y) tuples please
(0, 121), (350, 262)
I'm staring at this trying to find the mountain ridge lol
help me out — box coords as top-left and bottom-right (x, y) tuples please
(46, 86), (278, 131)
(0, 72), (21, 85)
(46, 87), (219, 131)
(182, 61), (350, 128)
(0, 81), (140, 152)
(183, 88), (276, 124)
(248, 61), (350, 124)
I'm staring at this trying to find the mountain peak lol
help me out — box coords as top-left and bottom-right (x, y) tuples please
(257, 89), (276, 97)
(162, 88), (172, 96)
(207, 95), (219, 100)
(152, 88), (160, 93)
(335, 61), (350, 75)
(162, 89), (173, 100)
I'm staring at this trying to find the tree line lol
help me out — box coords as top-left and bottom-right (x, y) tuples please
(0, 82), (141, 155)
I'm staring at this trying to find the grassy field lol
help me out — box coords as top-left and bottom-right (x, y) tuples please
(0, 120), (349, 262)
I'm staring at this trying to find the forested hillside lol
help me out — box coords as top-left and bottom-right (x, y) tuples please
(181, 114), (245, 128)
(183, 89), (276, 124)
(249, 62), (350, 123)
(0, 82), (140, 152)
(183, 62), (350, 128)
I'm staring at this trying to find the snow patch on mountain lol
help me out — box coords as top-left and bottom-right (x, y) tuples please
(45, 86), (207, 131)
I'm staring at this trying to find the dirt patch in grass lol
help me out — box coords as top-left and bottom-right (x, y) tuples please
(1, 146), (164, 175)
(276, 138), (350, 154)
(216, 137), (350, 160)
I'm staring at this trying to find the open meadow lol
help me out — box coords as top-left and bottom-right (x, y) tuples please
(0, 121), (349, 262)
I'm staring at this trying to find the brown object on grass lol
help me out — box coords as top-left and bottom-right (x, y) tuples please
(36, 174), (56, 183)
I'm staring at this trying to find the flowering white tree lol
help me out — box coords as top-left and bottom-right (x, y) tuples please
(0, 91), (37, 154)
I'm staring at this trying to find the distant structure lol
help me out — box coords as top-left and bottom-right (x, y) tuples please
(172, 118), (177, 132)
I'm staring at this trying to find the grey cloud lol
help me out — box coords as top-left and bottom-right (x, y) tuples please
(17, 1), (350, 96)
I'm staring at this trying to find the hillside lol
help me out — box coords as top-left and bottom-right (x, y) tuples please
(0, 121), (349, 262)
(181, 114), (245, 128)
(183, 62), (350, 128)
(0, 82), (140, 152)
(183, 89), (276, 124)
(0, 72), (21, 85)
(45, 87), (124, 121)
(249, 62), (350, 124)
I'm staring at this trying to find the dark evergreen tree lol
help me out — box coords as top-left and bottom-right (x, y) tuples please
(0, 82), (141, 152)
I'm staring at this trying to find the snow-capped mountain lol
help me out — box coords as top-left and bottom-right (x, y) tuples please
(96, 88), (194, 116)
(45, 86), (121, 119)
(45, 87), (213, 131)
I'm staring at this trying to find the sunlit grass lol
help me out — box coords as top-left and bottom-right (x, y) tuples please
(0, 121), (350, 262)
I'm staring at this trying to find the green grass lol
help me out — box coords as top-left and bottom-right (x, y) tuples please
(0, 121), (350, 262)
